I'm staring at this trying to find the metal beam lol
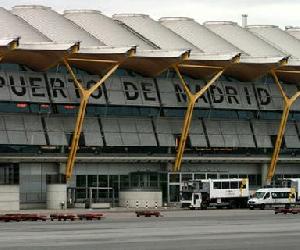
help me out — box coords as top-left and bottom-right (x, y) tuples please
(1, 155), (300, 163)
(64, 58), (120, 181)
(172, 55), (240, 172)
(67, 58), (119, 64)
(173, 66), (224, 172)
(267, 70), (300, 184)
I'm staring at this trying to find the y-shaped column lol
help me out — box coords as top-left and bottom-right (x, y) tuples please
(266, 70), (300, 184)
(63, 58), (120, 181)
(173, 66), (225, 172)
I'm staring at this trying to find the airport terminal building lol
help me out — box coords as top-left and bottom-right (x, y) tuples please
(1, 5), (300, 210)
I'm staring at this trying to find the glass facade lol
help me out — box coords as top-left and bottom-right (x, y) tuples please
(1, 63), (300, 207)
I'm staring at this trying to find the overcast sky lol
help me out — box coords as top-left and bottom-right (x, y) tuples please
(1, 0), (300, 28)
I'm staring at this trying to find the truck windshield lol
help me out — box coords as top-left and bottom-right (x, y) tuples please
(181, 192), (192, 201)
(254, 192), (265, 199)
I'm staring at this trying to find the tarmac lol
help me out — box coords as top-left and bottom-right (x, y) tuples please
(0, 208), (300, 249)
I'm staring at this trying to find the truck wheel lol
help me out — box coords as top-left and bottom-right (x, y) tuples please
(201, 205), (207, 210)
(260, 204), (265, 210)
(249, 206), (254, 210)
(229, 200), (237, 209)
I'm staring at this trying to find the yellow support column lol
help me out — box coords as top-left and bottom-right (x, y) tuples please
(63, 58), (120, 181)
(266, 70), (300, 184)
(173, 66), (225, 172)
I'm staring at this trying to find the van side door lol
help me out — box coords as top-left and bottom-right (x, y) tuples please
(264, 192), (271, 204)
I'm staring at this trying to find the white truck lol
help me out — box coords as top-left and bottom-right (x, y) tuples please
(180, 178), (249, 209)
(248, 178), (300, 210)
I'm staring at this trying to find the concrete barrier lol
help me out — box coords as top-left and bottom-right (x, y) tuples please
(0, 185), (20, 210)
(119, 190), (162, 208)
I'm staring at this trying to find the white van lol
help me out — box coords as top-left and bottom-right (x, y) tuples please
(248, 187), (296, 210)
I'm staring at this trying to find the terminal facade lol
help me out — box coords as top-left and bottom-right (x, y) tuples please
(1, 5), (300, 209)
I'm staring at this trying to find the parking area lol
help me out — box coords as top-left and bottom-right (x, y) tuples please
(0, 209), (300, 250)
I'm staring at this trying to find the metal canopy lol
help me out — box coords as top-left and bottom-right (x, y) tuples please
(1, 40), (136, 73)
(204, 21), (288, 81)
(0, 7), (51, 43)
(247, 25), (300, 83)
(12, 5), (104, 47)
(0, 38), (19, 59)
(159, 17), (287, 82)
(226, 57), (287, 82)
(63, 10), (190, 77)
(159, 17), (241, 55)
(64, 9), (155, 50)
(67, 46), (136, 75)
(112, 14), (243, 78)
(1, 42), (79, 71)
(179, 52), (240, 79)
(113, 14), (201, 52)
(286, 26), (300, 40)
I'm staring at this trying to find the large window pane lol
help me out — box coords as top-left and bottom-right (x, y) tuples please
(150, 173), (158, 187)
(169, 173), (180, 183)
(181, 174), (192, 182)
(194, 174), (206, 180)
(76, 175), (86, 188)
(120, 175), (129, 189)
(98, 175), (108, 187)
(169, 185), (180, 202)
(207, 174), (217, 179)
(88, 175), (97, 187)
(109, 175), (119, 199)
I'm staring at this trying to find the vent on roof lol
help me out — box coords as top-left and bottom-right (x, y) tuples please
(247, 25), (278, 29)
(204, 21), (237, 25)
(13, 5), (51, 10)
(64, 10), (102, 15)
(242, 14), (248, 28)
(159, 17), (194, 22)
(113, 14), (149, 18)
(285, 26), (300, 31)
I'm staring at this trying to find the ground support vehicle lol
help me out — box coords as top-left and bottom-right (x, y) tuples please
(0, 214), (47, 222)
(135, 211), (161, 217)
(248, 178), (300, 210)
(77, 213), (104, 220)
(274, 207), (300, 214)
(248, 187), (295, 210)
(180, 178), (249, 209)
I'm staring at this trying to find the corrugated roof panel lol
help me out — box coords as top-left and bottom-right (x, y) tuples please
(113, 14), (201, 51)
(159, 17), (241, 54)
(247, 25), (300, 59)
(11, 5), (104, 47)
(286, 27), (300, 40)
(64, 10), (154, 50)
(204, 21), (285, 58)
(0, 7), (50, 43)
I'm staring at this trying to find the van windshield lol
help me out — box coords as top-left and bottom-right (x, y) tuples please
(254, 192), (265, 199)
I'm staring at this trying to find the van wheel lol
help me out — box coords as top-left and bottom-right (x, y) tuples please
(260, 204), (265, 210)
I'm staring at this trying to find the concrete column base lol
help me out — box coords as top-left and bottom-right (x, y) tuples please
(46, 184), (67, 210)
(261, 163), (268, 186)
(0, 185), (20, 210)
